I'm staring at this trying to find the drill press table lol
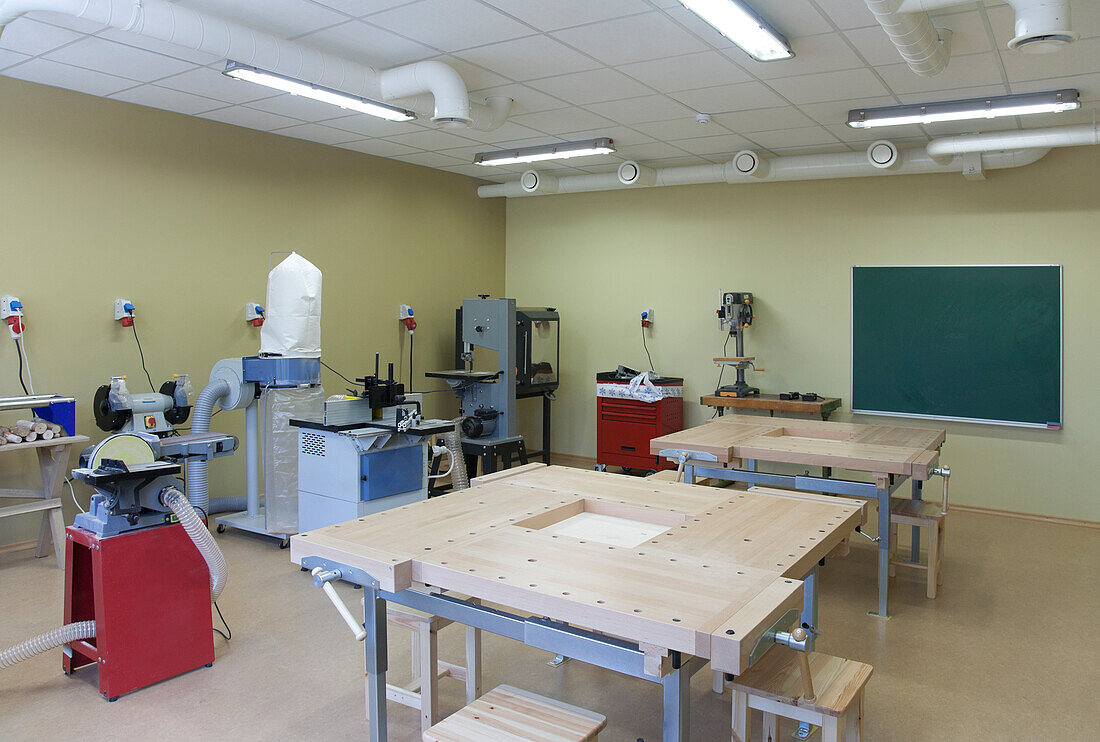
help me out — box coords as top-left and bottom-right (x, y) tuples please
(290, 464), (863, 741)
(651, 414), (947, 617)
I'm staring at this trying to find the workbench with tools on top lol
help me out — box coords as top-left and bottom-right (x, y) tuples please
(291, 463), (864, 741)
(651, 414), (948, 618)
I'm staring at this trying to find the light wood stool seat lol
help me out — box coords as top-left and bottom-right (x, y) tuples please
(889, 496), (947, 599)
(367, 602), (482, 732)
(422, 685), (606, 742)
(730, 649), (872, 742)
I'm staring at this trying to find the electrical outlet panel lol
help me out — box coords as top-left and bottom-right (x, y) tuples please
(115, 298), (135, 327)
(640, 308), (653, 328)
(246, 302), (265, 327)
(1, 295), (24, 338)
(399, 303), (416, 332)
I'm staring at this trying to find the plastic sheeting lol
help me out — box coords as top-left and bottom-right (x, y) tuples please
(259, 252), (322, 358)
(262, 386), (324, 534)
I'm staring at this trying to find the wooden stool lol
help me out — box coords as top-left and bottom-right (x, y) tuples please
(422, 685), (606, 741)
(889, 497), (947, 599)
(367, 603), (482, 732)
(730, 649), (872, 742)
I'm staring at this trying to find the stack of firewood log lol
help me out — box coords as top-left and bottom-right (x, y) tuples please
(0, 418), (65, 445)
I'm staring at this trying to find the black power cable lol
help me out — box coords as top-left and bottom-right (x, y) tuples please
(213, 601), (232, 642)
(13, 338), (29, 395)
(130, 318), (155, 392)
(320, 360), (356, 386)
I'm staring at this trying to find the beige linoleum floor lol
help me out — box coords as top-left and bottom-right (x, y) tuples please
(1, 506), (1096, 741)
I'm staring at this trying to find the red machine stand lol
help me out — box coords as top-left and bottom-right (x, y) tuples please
(596, 372), (684, 473)
(62, 523), (214, 701)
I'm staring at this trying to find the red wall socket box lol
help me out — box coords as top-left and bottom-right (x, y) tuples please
(595, 372), (684, 473)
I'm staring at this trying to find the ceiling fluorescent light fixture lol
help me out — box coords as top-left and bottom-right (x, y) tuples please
(222, 60), (415, 121)
(848, 89), (1080, 129)
(474, 138), (615, 166)
(677, 0), (793, 61)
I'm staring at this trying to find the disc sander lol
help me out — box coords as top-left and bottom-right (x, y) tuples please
(88, 433), (156, 470)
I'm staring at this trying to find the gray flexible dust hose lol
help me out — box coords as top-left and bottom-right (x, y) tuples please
(443, 421), (469, 490)
(0, 621), (96, 669)
(161, 486), (228, 601)
(187, 379), (229, 514)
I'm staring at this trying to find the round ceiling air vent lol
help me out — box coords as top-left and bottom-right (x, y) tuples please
(520, 171), (540, 191)
(867, 140), (899, 170)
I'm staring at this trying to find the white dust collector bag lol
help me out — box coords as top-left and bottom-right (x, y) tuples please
(259, 252), (322, 358)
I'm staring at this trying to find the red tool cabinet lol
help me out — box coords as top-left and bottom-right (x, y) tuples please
(596, 373), (684, 473)
(63, 523), (214, 701)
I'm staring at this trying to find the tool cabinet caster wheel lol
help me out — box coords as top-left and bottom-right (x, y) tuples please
(106, 696), (118, 703)
(644, 469), (657, 477)
(594, 464), (606, 472)
(279, 537), (291, 549)
(216, 524), (226, 533)
(205, 663), (213, 668)
(621, 467), (633, 474)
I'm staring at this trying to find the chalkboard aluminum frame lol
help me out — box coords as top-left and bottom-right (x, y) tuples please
(850, 264), (1063, 429)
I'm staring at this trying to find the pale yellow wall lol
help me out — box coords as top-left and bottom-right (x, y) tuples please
(0, 77), (504, 546)
(506, 145), (1100, 522)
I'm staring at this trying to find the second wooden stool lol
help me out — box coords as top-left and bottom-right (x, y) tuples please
(422, 684), (606, 741)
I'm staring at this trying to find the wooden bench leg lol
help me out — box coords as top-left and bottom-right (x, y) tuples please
(821, 714), (840, 742)
(713, 669), (724, 694)
(761, 711), (779, 742)
(419, 620), (439, 731)
(35, 510), (52, 560)
(926, 520), (939, 599)
(731, 689), (749, 742)
(843, 690), (864, 742)
(48, 506), (65, 568)
(465, 623), (481, 704)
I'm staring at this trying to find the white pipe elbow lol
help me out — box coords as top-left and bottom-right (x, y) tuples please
(467, 96), (513, 132)
(380, 60), (471, 125)
(927, 123), (1100, 162)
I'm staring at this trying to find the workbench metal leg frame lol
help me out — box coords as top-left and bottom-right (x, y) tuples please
(872, 485), (891, 619)
(801, 565), (819, 644)
(911, 479), (923, 562)
(364, 588), (389, 742)
(662, 661), (691, 742)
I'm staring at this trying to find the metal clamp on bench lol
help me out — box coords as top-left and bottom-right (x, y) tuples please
(657, 448), (719, 483)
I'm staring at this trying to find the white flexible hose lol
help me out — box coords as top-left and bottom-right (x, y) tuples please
(0, 621), (95, 669)
(428, 445), (455, 480)
(161, 486), (228, 601)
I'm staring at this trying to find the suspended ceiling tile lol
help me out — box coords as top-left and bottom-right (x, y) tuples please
(179, 0), (348, 39)
(668, 80), (785, 113)
(616, 141), (694, 161)
(438, 137), (566, 163)
(668, 132), (754, 156)
(894, 83), (1008, 104)
(3, 57), (135, 96)
(43, 37), (196, 83)
(842, 26), (916, 68)
(659, 6), (734, 51)
(157, 66), (279, 104)
(712, 105), (814, 133)
(467, 83), (569, 115)
(825, 123), (928, 143)
(878, 53), (1005, 96)
(551, 13), (710, 67)
(924, 10), (996, 57)
(391, 150), (468, 168)
(369, 0), (532, 52)
(0, 49), (30, 71)
(747, 125), (840, 149)
(199, 105), (304, 131)
(439, 163), (503, 180)
(0, 18), (83, 57)
(246, 92), (360, 122)
(382, 127), (483, 150)
(272, 122), (364, 144)
(752, 0), (833, 38)
(810, 0), (878, 31)
(94, 28), (223, 66)
(510, 107), (616, 135)
(616, 51), (752, 92)
(325, 114), (424, 138)
(634, 116), (735, 141)
(295, 20), (437, 68)
(798, 96), (898, 127)
(527, 68), (652, 106)
(769, 67), (890, 104)
(1011, 72), (1100, 101)
(585, 94), (695, 124)
(315, 0), (412, 16)
(455, 36), (600, 81)
(23, 11), (106, 35)
(557, 126), (655, 146)
(452, 121), (550, 144)
(739, 33), (865, 80)
(481, 0), (651, 31)
(109, 84), (225, 115)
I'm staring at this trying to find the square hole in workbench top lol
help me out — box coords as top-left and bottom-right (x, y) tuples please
(514, 499), (686, 549)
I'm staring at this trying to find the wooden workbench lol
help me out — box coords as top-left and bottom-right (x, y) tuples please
(701, 393), (843, 420)
(0, 435), (89, 568)
(291, 464), (863, 741)
(650, 415), (946, 618)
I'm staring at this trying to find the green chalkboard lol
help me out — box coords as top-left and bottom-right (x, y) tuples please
(851, 265), (1062, 428)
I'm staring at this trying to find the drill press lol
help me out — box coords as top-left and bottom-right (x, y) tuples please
(714, 291), (760, 399)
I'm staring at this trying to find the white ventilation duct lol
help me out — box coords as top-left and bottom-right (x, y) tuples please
(869, 0), (1077, 75)
(476, 126), (1095, 198)
(0, 0), (511, 130)
(926, 122), (1100, 163)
